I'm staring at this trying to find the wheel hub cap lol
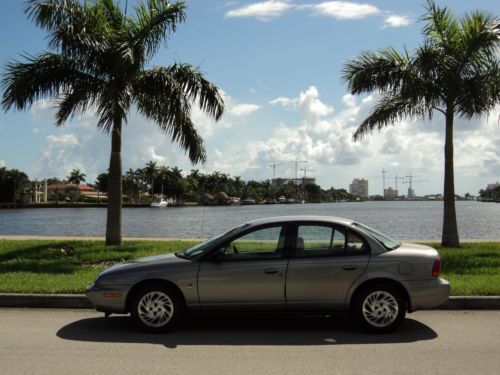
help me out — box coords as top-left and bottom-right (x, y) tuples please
(362, 291), (399, 328)
(137, 291), (174, 327)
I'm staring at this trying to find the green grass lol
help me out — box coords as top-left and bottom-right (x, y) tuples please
(0, 240), (498, 295)
(0, 240), (197, 294)
(434, 243), (500, 296)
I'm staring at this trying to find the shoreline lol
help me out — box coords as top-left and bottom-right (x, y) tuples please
(0, 200), (492, 209)
(1, 235), (499, 243)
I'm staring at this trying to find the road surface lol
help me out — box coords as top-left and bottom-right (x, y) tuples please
(0, 309), (498, 374)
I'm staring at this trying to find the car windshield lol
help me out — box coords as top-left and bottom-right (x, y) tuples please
(352, 223), (401, 250)
(180, 223), (251, 258)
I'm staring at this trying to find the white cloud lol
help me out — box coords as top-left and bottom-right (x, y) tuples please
(383, 15), (412, 28)
(225, 1), (411, 28)
(0, 160), (5, 168)
(302, 1), (380, 20)
(269, 97), (295, 107)
(225, 0), (294, 21)
(229, 103), (261, 117)
(35, 134), (84, 178)
(270, 86), (334, 132)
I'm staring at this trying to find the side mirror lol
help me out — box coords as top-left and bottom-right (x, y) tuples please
(211, 247), (226, 262)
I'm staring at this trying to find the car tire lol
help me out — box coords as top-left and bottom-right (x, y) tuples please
(352, 283), (407, 333)
(130, 284), (183, 333)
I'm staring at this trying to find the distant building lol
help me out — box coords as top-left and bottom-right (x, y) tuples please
(384, 187), (398, 199)
(272, 177), (316, 188)
(349, 178), (369, 198)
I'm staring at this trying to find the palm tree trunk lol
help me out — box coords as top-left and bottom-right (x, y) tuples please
(441, 107), (460, 247)
(105, 115), (122, 245)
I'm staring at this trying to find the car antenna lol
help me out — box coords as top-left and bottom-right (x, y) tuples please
(200, 206), (205, 239)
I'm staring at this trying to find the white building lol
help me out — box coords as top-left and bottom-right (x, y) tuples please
(349, 178), (369, 198)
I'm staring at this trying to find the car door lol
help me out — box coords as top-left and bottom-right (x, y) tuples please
(197, 224), (289, 310)
(285, 223), (370, 310)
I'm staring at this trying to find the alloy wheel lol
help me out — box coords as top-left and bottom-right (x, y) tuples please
(137, 291), (174, 328)
(361, 290), (399, 328)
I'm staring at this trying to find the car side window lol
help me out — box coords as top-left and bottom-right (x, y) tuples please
(295, 225), (346, 257)
(346, 231), (370, 255)
(222, 225), (285, 260)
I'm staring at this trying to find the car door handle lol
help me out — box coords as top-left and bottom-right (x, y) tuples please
(343, 265), (357, 271)
(264, 268), (279, 274)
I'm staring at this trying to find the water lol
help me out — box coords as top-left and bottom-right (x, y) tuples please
(0, 201), (498, 240)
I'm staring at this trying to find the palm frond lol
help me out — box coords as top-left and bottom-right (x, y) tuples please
(164, 63), (224, 120)
(95, 86), (132, 133)
(55, 79), (103, 125)
(353, 94), (432, 141)
(25, 0), (77, 31)
(342, 47), (412, 95)
(26, 0), (111, 61)
(99, 0), (125, 29)
(455, 60), (500, 119)
(129, 0), (186, 64)
(421, 0), (460, 54)
(134, 67), (208, 163)
(2, 52), (94, 111)
(459, 11), (500, 71)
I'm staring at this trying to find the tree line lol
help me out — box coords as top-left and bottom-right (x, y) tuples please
(97, 160), (355, 203)
(0, 163), (355, 204)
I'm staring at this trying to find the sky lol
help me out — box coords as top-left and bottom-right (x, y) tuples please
(0, 0), (499, 196)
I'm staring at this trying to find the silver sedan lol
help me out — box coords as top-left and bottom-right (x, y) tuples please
(86, 216), (450, 333)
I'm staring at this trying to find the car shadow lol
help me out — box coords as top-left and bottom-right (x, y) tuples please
(57, 313), (438, 348)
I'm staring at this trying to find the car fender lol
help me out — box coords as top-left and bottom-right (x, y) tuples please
(344, 271), (412, 310)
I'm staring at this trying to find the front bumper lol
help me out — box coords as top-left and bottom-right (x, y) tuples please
(407, 278), (450, 311)
(85, 283), (131, 314)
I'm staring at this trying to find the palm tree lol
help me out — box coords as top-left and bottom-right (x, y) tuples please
(342, 0), (499, 247)
(144, 160), (158, 197)
(67, 168), (86, 188)
(157, 165), (170, 195)
(2, 0), (224, 245)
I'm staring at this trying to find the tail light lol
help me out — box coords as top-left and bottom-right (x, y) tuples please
(432, 259), (441, 278)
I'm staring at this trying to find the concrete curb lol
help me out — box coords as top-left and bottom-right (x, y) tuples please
(0, 294), (499, 310)
(437, 296), (500, 310)
(0, 294), (93, 309)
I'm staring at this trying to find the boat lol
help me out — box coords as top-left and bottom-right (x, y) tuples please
(151, 196), (169, 208)
(277, 196), (286, 203)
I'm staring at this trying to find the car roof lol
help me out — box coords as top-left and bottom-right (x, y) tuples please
(244, 215), (355, 227)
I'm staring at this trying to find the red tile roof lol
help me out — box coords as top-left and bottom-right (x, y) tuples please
(47, 183), (95, 191)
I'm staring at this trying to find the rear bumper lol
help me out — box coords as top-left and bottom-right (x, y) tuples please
(85, 284), (130, 314)
(407, 278), (450, 311)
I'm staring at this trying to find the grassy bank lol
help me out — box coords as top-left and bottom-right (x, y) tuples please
(0, 240), (498, 295)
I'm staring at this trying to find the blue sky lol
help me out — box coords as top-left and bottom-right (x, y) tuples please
(0, 0), (499, 196)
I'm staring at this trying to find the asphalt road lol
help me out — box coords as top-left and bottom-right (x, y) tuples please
(0, 309), (498, 375)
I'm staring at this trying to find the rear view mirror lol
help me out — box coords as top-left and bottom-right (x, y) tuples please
(211, 247), (225, 262)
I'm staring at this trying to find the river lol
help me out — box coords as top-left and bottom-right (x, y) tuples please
(0, 201), (498, 240)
